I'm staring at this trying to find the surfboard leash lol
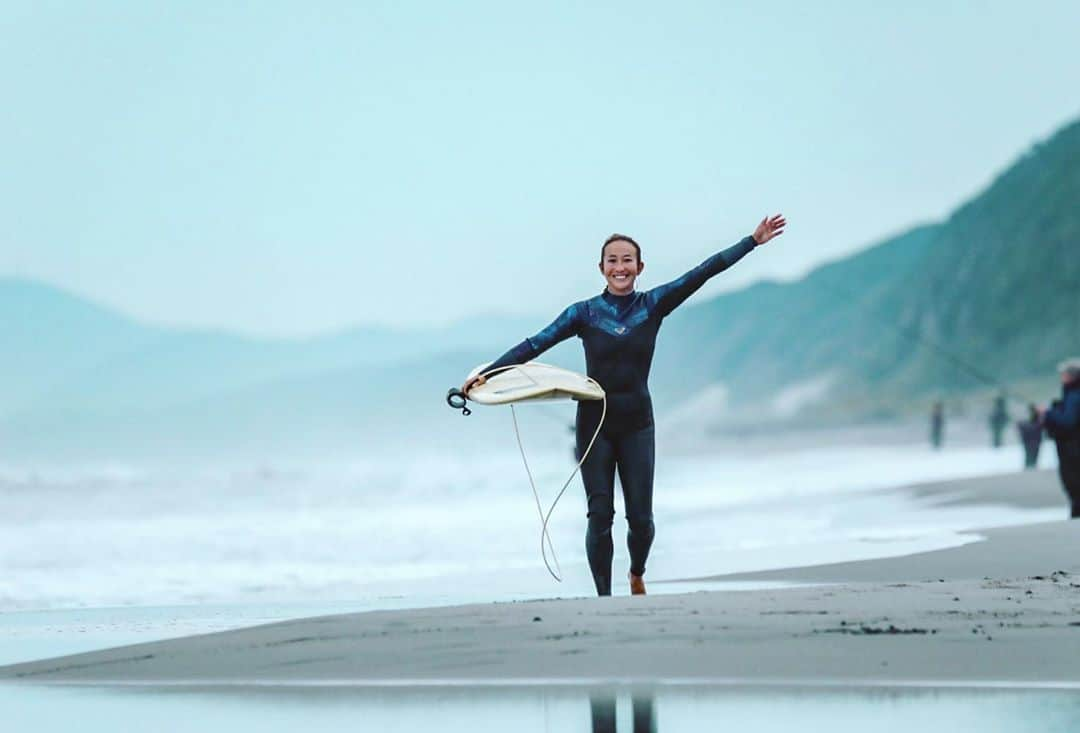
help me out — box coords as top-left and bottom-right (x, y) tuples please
(528, 383), (606, 582)
(446, 363), (607, 582)
(445, 388), (471, 416)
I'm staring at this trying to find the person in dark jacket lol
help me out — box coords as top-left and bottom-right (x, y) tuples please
(1017, 404), (1043, 469)
(1039, 359), (1080, 518)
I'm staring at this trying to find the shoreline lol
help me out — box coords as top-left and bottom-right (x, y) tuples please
(14, 677), (1080, 691)
(2, 468), (1076, 687)
(671, 469), (1069, 585)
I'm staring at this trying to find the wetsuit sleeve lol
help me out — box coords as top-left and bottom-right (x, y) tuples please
(646, 236), (757, 318)
(1044, 392), (1080, 433)
(483, 304), (583, 374)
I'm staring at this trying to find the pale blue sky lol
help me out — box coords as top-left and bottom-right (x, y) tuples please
(3, 1), (1078, 336)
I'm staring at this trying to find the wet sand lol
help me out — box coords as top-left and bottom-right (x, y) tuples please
(3, 469), (1077, 687)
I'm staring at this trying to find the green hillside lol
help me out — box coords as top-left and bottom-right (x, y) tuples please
(653, 119), (1080, 417)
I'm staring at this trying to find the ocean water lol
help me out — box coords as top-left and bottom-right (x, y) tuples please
(0, 429), (1071, 728)
(0, 426), (1062, 665)
(0, 436), (1056, 611)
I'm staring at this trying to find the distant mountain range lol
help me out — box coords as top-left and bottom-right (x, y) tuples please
(0, 280), (539, 456)
(3, 118), (1078, 457)
(0, 278), (539, 416)
(652, 117), (1080, 422)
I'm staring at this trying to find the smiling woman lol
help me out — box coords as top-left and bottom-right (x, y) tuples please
(461, 216), (786, 596)
(600, 233), (644, 295)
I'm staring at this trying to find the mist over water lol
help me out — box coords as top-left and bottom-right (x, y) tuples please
(0, 418), (1057, 613)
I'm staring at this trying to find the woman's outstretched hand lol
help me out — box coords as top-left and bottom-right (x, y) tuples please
(752, 214), (786, 245)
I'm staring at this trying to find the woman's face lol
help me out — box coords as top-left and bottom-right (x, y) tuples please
(599, 240), (644, 295)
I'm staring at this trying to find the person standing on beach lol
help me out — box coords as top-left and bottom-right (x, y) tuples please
(989, 393), (1009, 448)
(1017, 404), (1043, 469)
(1039, 359), (1080, 518)
(462, 215), (787, 596)
(930, 400), (945, 450)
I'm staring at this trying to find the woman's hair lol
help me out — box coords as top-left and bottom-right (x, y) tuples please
(600, 233), (642, 264)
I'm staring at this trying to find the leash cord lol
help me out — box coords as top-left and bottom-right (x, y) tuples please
(459, 363), (606, 582)
(511, 384), (606, 581)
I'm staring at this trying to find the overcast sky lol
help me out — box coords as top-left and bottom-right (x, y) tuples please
(3, 1), (1079, 336)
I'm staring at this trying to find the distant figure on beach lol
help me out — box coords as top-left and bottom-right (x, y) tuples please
(930, 401), (945, 450)
(989, 393), (1009, 448)
(1017, 404), (1044, 469)
(1039, 359), (1080, 518)
(463, 215), (787, 596)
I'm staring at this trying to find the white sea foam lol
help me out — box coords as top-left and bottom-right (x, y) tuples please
(0, 438), (1060, 612)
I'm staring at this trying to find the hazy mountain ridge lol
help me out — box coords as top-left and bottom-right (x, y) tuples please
(3, 119), (1078, 455)
(649, 224), (940, 410)
(1, 279), (537, 416)
(900, 119), (1080, 390)
(0, 279), (157, 409)
(652, 119), (1080, 418)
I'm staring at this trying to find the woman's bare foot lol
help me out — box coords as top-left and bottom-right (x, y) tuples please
(628, 571), (646, 595)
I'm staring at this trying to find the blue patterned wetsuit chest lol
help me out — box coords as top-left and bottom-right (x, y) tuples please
(580, 292), (662, 401)
(586, 290), (651, 337)
(483, 235), (759, 434)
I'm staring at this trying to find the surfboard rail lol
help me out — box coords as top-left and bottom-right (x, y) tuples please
(465, 361), (604, 405)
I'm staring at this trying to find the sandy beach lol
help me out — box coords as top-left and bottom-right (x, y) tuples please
(3, 468), (1077, 688)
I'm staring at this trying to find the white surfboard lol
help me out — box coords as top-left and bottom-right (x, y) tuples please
(466, 362), (604, 405)
(453, 361), (607, 582)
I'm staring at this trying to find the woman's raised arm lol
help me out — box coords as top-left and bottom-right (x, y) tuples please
(647, 214), (785, 318)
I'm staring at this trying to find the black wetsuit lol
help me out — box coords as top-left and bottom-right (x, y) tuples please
(1044, 381), (1080, 517)
(485, 236), (758, 595)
